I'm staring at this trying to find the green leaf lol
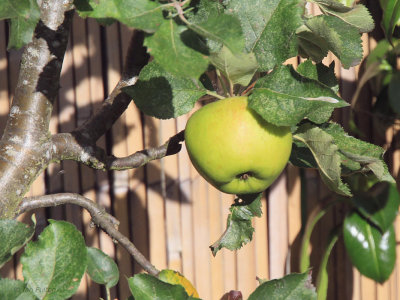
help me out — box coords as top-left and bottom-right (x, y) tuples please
(380, 0), (400, 41)
(343, 211), (396, 283)
(209, 46), (258, 86)
(248, 272), (317, 300)
(293, 123), (351, 196)
(124, 61), (207, 119)
(305, 15), (363, 68)
(388, 71), (400, 114)
(316, 227), (339, 300)
(296, 60), (339, 93)
(352, 182), (400, 233)
(0, 216), (35, 268)
(0, 0), (40, 49)
(316, 1), (374, 33)
(86, 247), (119, 288)
(297, 26), (330, 63)
(144, 19), (209, 79)
(21, 220), (87, 300)
(225, 0), (305, 71)
(74, 0), (165, 32)
(249, 65), (347, 127)
(321, 123), (395, 183)
(210, 193), (262, 256)
(0, 278), (37, 300)
(128, 273), (200, 300)
(187, 11), (244, 54)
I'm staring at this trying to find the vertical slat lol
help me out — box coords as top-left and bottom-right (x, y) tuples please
(207, 186), (224, 298)
(236, 223), (257, 298)
(145, 116), (167, 270)
(86, 17), (117, 300)
(177, 115), (195, 282)
(104, 22), (133, 299)
(220, 193), (237, 293)
(191, 167), (212, 299)
(0, 21), (9, 131)
(361, 276), (377, 300)
(162, 118), (183, 271)
(118, 26), (149, 276)
(287, 164), (301, 274)
(268, 173), (288, 279)
(254, 193), (269, 280)
(0, 20), (14, 281)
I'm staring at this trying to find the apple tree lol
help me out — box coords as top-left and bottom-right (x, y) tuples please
(0, 0), (398, 299)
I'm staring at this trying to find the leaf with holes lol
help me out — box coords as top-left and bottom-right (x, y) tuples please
(210, 193), (262, 256)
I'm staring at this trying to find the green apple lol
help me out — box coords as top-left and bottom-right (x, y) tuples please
(184, 96), (292, 194)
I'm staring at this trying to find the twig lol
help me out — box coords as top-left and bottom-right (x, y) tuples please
(19, 193), (160, 276)
(51, 131), (185, 170)
(75, 31), (149, 144)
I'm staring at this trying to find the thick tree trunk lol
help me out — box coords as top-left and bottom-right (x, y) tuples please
(0, 1), (74, 218)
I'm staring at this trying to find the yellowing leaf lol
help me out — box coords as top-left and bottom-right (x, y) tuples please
(158, 269), (199, 298)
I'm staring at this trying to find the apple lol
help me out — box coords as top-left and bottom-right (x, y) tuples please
(184, 96), (292, 194)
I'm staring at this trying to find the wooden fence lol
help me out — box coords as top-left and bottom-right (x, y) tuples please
(0, 4), (400, 300)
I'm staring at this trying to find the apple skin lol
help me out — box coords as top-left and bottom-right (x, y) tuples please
(184, 96), (292, 195)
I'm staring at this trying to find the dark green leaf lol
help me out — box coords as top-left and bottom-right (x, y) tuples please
(86, 247), (119, 288)
(144, 19), (209, 79)
(352, 182), (400, 233)
(124, 61), (206, 119)
(388, 71), (400, 114)
(297, 26), (329, 63)
(210, 193), (262, 256)
(225, 0), (305, 71)
(293, 123), (351, 196)
(316, 227), (339, 300)
(21, 220), (87, 300)
(0, 216), (35, 268)
(209, 46), (258, 86)
(248, 272), (317, 300)
(74, 0), (165, 32)
(343, 211), (396, 283)
(305, 15), (363, 68)
(128, 274), (200, 300)
(289, 140), (318, 169)
(380, 0), (400, 41)
(249, 65), (347, 127)
(0, 0), (40, 49)
(296, 60), (339, 93)
(321, 123), (395, 183)
(316, 1), (374, 33)
(0, 278), (37, 300)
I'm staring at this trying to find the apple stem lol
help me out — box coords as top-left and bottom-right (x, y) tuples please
(237, 172), (252, 180)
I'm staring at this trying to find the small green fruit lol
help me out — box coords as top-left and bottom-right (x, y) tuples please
(185, 96), (292, 194)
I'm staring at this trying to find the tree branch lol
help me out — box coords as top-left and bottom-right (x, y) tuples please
(74, 31), (149, 144)
(19, 193), (160, 276)
(51, 131), (185, 170)
(0, 0), (74, 219)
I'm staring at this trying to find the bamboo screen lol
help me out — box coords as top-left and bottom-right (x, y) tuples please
(0, 4), (400, 300)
